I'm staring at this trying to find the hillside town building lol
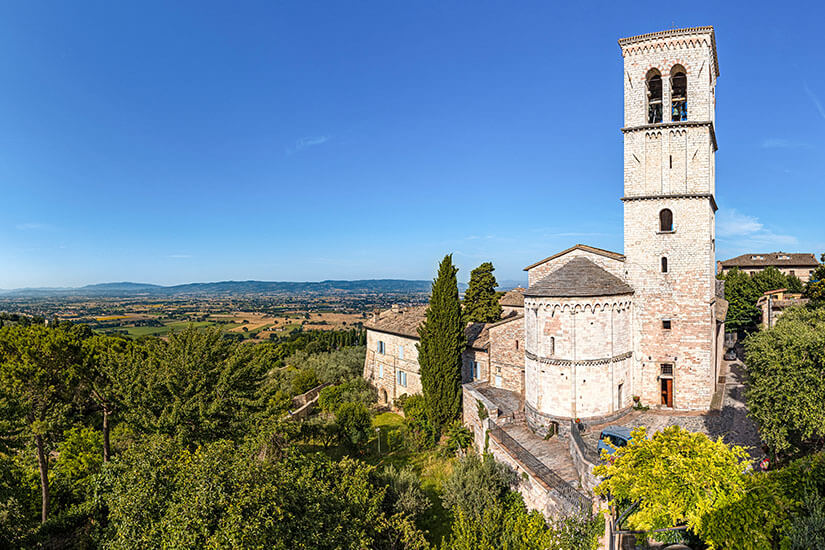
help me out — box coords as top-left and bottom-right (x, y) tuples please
(364, 27), (732, 519)
(718, 252), (819, 282)
(757, 288), (808, 329)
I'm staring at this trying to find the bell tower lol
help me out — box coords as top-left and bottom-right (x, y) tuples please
(619, 27), (721, 411)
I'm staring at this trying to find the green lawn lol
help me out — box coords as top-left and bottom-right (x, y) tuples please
(369, 413), (454, 546)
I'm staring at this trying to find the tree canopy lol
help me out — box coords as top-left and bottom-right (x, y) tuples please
(745, 306), (825, 456)
(462, 262), (502, 324)
(417, 255), (466, 433)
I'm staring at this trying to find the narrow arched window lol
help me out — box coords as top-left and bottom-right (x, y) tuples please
(671, 66), (687, 121)
(647, 69), (663, 123)
(549, 336), (555, 356)
(659, 209), (673, 232)
(661, 257), (669, 273)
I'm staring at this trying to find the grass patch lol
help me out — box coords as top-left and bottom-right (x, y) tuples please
(299, 411), (455, 546)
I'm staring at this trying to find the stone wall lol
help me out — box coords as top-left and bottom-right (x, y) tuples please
(625, 198), (716, 411)
(523, 296), (634, 420)
(364, 330), (423, 404)
(487, 316), (525, 393)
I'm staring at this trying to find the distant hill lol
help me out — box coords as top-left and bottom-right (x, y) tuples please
(0, 279), (439, 298)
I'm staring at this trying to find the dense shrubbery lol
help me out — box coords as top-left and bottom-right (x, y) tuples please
(595, 425), (825, 549)
(718, 266), (806, 333)
(254, 327), (366, 363)
(746, 306), (825, 457)
(440, 454), (602, 549)
(0, 323), (383, 547)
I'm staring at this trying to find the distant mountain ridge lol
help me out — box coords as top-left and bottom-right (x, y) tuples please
(0, 278), (527, 299)
(0, 279), (437, 298)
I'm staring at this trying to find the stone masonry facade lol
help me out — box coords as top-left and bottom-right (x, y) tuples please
(364, 26), (724, 418)
(363, 26), (727, 522)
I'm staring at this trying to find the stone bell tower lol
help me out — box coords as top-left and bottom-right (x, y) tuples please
(619, 27), (721, 411)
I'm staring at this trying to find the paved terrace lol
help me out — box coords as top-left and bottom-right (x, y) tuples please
(582, 359), (764, 460)
(475, 385), (521, 416)
(474, 384), (586, 504)
(499, 422), (580, 486)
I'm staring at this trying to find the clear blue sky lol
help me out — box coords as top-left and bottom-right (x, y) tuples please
(1, 1), (823, 288)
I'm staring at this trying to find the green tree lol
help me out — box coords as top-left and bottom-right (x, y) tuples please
(719, 268), (761, 333)
(377, 465), (431, 520)
(441, 453), (515, 518)
(418, 255), (466, 433)
(786, 273), (804, 293)
(99, 435), (428, 549)
(752, 266), (789, 294)
(805, 255), (825, 308)
(80, 335), (137, 462)
(51, 425), (103, 505)
(127, 327), (268, 446)
(745, 306), (825, 456)
(0, 325), (82, 523)
(463, 262), (502, 324)
(318, 377), (376, 414)
(442, 492), (602, 550)
(335, 402), (372, 449)
(787, 490), (825, 549)
(594, 426), (755, 548)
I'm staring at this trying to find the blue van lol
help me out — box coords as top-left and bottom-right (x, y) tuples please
(597, 426), (634, 457)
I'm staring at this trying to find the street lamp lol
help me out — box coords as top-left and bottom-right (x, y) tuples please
(376, 427), (381, 454)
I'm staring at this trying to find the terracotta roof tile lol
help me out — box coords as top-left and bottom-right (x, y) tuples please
(499, 287), (525, 307)
(364, 305), (493, 350)
(719, 252), (818, 268)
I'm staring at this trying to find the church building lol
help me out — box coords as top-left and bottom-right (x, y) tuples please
(364, 27), (726, 435)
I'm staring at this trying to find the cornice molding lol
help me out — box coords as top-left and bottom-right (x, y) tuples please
(622, 120), (717, 151)
(621, 193), (718, 212)
(525, 350), (633, 367)
(618, 26), (719, 77)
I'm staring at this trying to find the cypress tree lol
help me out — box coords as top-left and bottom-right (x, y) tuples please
(417, 254), (466, 433)
(462, 261), (503, 323)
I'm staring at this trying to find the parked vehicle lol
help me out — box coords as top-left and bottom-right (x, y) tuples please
(597, 426), (634, 457)
(724, 349), (737, 361)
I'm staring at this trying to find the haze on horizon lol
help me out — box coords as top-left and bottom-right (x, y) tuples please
(1, 1), (823, 289)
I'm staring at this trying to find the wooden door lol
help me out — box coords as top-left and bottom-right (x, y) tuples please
(661, 379), (673, 407)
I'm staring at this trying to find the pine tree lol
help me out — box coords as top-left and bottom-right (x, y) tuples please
(463, 262), (503, 324)
(417, 255), (466, 433)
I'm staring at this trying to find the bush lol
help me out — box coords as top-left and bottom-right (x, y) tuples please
(386, 429), (403, 451)
(290, 368), (319, 396)
(441, 453), (516, 517)
(376, 465), (431, 520)
(318, 378), (377, 414)
(442, 420), (473, 455)
(335, 402), (372, 450)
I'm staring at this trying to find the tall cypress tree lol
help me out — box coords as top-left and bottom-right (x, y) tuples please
(463, 261), (502, 323)
(417, 254), (466, 433)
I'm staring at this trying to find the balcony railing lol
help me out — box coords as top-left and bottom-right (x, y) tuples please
(488, 420), (591, 513)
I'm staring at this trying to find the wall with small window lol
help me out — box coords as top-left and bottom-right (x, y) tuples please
(364, 329), (422, 405)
